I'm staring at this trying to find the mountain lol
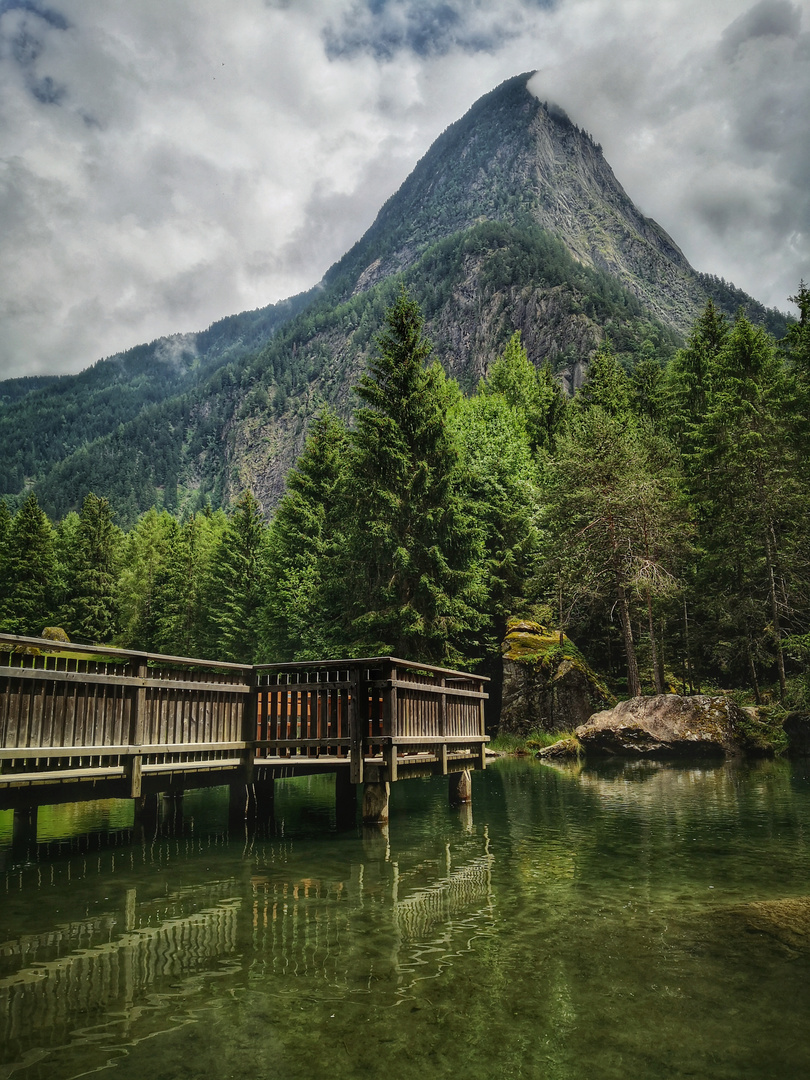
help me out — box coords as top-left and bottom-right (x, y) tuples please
(0, 73), (790, 525)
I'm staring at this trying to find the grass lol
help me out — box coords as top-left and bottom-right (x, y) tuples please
(489, 729), (579, 755)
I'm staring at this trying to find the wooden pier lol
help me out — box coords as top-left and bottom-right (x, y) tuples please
(0, 633), (488, 821)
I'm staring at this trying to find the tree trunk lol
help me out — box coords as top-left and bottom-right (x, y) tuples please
(746, 637), (762, 706)
(617, 581), (642, 696)
(764, 524), (787, 702)
(647, 589), (664, 695)
(683, 598), (695, 694)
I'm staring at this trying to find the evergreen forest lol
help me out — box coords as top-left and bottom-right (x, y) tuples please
(2, 284), (810, 716)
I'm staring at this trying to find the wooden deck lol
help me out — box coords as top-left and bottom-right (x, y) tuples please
(0, 633), (488, 810)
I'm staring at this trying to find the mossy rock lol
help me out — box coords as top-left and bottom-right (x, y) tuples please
(500, 619), (615, 736)
(42, 626), (71, 643)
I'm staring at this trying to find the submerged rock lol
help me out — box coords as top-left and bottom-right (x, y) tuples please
(500, 618), (614, 737)
(724, 896), (810, 952)
(575, 694), (757, 759)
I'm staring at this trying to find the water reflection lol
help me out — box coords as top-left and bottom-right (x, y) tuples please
(0, 781), (495, 1079)
(0, 763), (809, 1080)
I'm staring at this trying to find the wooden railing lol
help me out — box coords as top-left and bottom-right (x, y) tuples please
(255, 658), (488, 783)
(0, 634), (488, 802)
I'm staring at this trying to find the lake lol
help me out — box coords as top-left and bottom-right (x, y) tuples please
(1, 756), (809, 1080)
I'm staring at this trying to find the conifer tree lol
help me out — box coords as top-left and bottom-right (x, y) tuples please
(545, 353), (691, 696)
(62, 493), (121, 643)
(0, 492), (57, 636)
(261, 410), (350, 661)
(157, 510), (228, 657)
(117, 508), (179, 650)
(344, 288), (482, 664)
(0, 501), (11, 620)
(665, 299), (727, 456)
(481, 331), (565, 453)
(451, 388), (541, 651)
(207, 491), (269, 663)
(576, 338), (632, 417)
(691, 314), (801, 699)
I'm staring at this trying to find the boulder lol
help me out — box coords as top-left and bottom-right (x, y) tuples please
(575, 694), (755, 759)
(783, 712), (810, 757)
(500, 618), (614, 737)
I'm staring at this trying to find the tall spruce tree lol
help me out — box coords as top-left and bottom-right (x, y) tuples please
(62, 493), (121, 643)
(0, 492), (57, 636)
(344, 288), (482, 664)
(207, 491), (269, 663)
(117, 508), (179, 651)
(481, 331), (566, 454)
(261, 410), (350, 661)
(691, 314), (801, 700)
(157, 510), (228, 657)
(665, 299), (728, 457)
(451, 389), (541, 652)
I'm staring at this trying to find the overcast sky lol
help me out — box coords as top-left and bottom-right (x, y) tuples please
(1, 0), (808, 381)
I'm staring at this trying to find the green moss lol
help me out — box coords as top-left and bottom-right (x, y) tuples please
(733, 706), (788, 757)
(502, 617), (615, 708)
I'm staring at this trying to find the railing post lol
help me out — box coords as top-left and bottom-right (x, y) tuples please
(439, 676), (448, 775)
(478, 679), (487, 770)
(127, 659), (147, 798)
(384, 661), (398, 783)
(349, 664), (364, 785)
(241, 670), (258, 786)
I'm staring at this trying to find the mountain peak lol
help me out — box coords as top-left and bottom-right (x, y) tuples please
(330, 72), (697, 332)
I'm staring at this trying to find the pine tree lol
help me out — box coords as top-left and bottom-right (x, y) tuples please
(0, 501), (11, 621)
(117, 508), (179, 650)
(481, 331), (566, 453)
(691, 314), (801, 700)
(207, 491), (269, 663)
(0, 492), (57, 636)
(62, 493), (121, 643)
(576, 338), (632, 417)
(665, 299), (727, 456)
(451, 388), (541, 652)
(344, 288), (482, 664)
(157, 510), (228, 657)
(261, 410), (351, 661)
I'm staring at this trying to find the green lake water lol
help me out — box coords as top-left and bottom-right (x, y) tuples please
(1, 757), (809, 1080)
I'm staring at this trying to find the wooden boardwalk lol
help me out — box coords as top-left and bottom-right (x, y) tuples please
(0, 633), (488, 814)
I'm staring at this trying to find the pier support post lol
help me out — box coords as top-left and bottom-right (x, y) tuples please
(133, 793), (158, 839)
(228, 783), (252, 826)
(335, 769), (357, 828)
(11, 806), (37, 865)
(362, 781), (390, 824)
(253, 777), (275, 822)
(449, 769), (472, 807)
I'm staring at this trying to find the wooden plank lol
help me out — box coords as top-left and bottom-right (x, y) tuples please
(254, 738), (351, 748)
(0, 666), (250, 693)
(370, 678), (487, 701)
(0, 766), (127, 785)
(140, 758), (242, 774)
(255, 656), (490, 682)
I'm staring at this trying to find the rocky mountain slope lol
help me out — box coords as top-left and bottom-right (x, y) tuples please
(0, 73), (789, 524)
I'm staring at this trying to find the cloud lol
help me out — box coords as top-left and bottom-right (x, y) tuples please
(528, 0), (810, 315)
(0, 0), (808, 381)
(324, 0), (557, 60)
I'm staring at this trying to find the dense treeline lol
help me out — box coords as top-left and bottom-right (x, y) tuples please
(2, 286), (809, 711)
(0, 288), (315, 508)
